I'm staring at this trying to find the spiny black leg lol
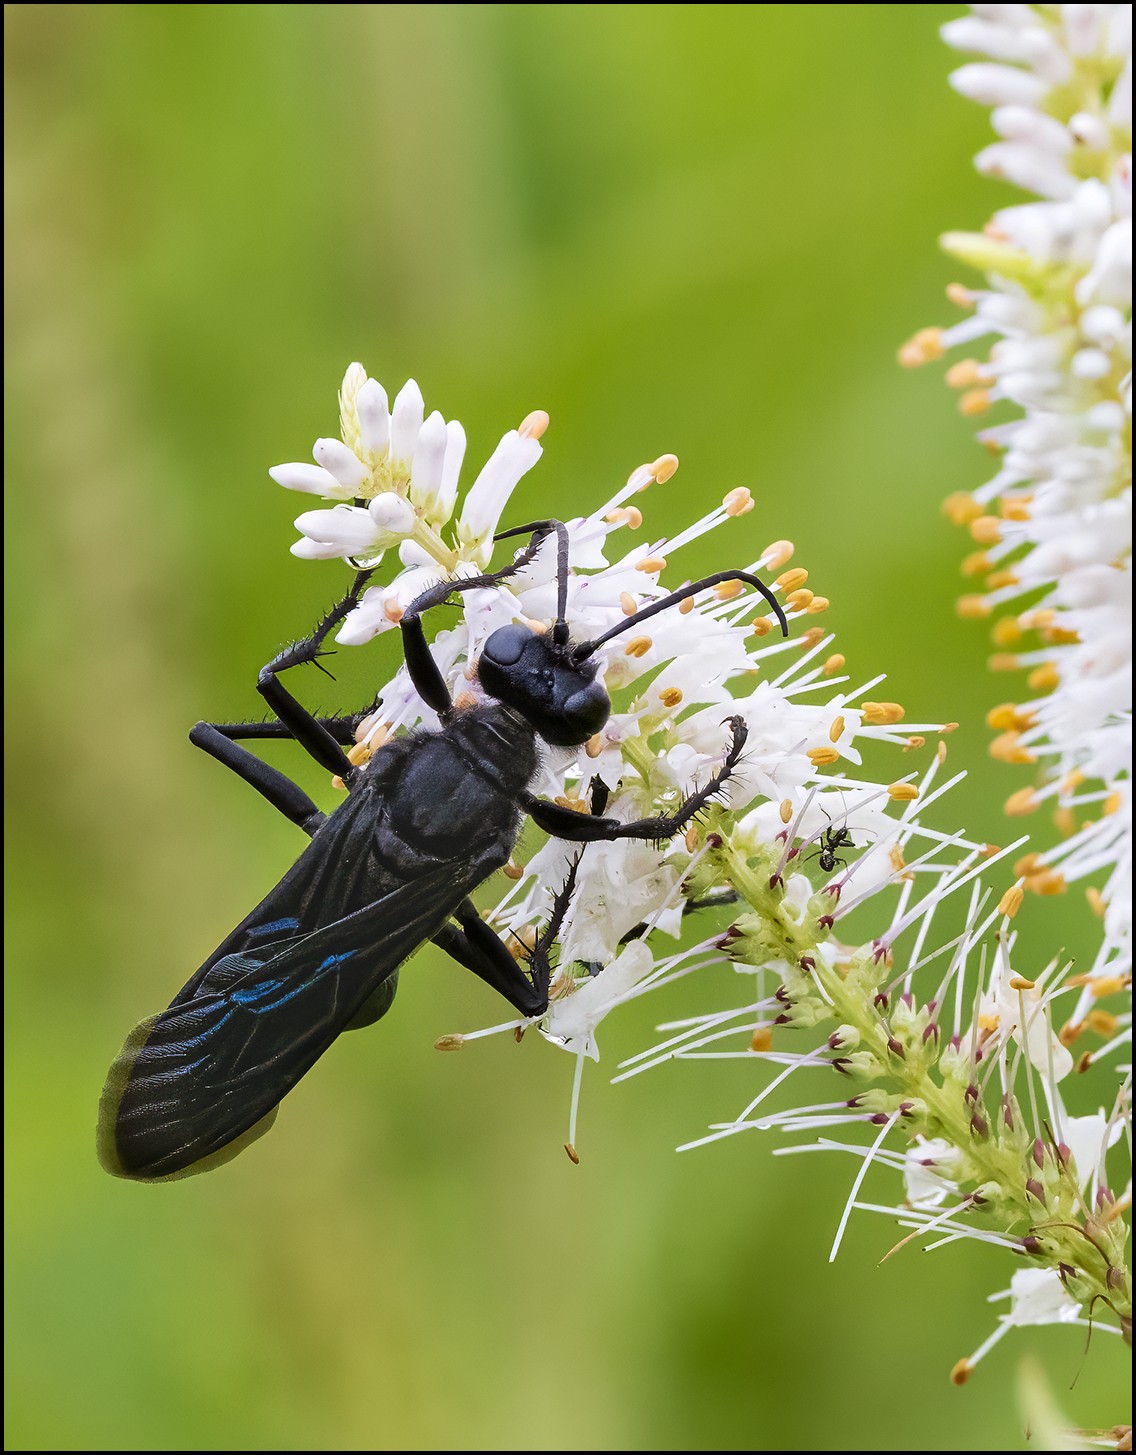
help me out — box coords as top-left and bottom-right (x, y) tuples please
(398, 543), (562, 720)
(256, 571), (373, 778)
(522, 716), (749, 845)
(397, 610), (457, 719)
(262, 568), (375, 675)
(523, 856), (580, 1003)
(399, 575), (509, 720)
(433, 859), (580, 1016)
(207, 718), (353, 745)
(207, 697), (383, 746)
(256, 678), (350, 778)
(432, 902), (548, 1016)
(493, 519), (564, 563)
(189, 724), (327, 836)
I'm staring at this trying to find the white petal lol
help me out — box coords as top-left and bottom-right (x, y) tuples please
(558, 845), (677, 965)
(544, 941), (654, 1055)
(949, 62), (1051, 107)
(390, 379), (425, 466)
(368, 494), (416, 534)
(1106, 6), (1132, 59)
(313, 437), (369, 491)
(975, 142), (1077, 199)
(992, 105), (1072, 153)
(942, 16), (1014, 55)
(442, 420), (467, 491)
(994, 978), (1075, 1081)
(1075, 218), (1133, 307)
(1068, 110), (1113, 150)
(1079, 304), (1126, 345)
(429, 419), (466, 527)
(903, 1138), (960, 1209)
(290, 536), (352, 560)
(409, 411), (448, 511)
(357, 378), (391, 455)
(341, 361), (367, 396)
(1006, 1268), (1081, 1326)
(969, 5), (1038, 24)
(1019, 28), (1073, 85)
(399, 539), (438, 568)
(943, 16), (1066, 75)
(1071, 347), (1112, 379)
(1061, 5), (1103, 58)
(458, 431), (543, 556)
(1063, 1112), (1124, 1191)
(269, 462), (354, 499)
(339, 363), (368, 447)
(294, 505), (381, 554)
(335, 588), (394, 645)
(1109, 54), (1131, 124)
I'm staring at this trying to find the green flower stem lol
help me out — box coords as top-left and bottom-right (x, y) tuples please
(410, 517), (459, 573)
(695, 827), (1131, 1335)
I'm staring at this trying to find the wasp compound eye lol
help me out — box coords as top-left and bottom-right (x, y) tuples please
(483, 624), (534, 666)
(562, 680), (610, 737)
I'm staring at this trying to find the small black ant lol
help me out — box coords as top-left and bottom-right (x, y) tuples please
(813, 823), (855, 874)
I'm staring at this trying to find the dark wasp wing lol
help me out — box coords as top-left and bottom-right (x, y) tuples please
(98, 860), (478, 1182)
(169, 761), (414, 1011)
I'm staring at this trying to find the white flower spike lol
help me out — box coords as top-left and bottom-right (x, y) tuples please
(901, 6), (1132, 1027)
(267, 326), (1130, 1378)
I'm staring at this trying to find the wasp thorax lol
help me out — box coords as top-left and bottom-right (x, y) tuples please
(479, 623), (610, 747)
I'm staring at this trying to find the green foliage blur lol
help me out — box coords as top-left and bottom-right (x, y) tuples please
(6, 5), (1127, 1450)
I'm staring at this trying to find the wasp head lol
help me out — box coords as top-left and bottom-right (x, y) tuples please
(478, 623), (610, 747)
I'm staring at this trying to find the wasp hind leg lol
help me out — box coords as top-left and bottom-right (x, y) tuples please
(433, 861), (581, 1017)
(201, 698), (382, 747)
(189, 723), (327, 836)
(190, 693), (385, 832)
(433, 902), (550, 1017)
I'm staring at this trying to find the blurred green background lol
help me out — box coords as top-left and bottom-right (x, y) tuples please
(6, 5), (1127, 1450)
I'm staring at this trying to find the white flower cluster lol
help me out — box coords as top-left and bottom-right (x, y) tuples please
(271, 363), (544, 575)
(270, 357), (1130, 1377)
(900, 4), (1131, 1027)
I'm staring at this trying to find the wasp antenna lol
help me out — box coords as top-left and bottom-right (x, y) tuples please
(494, 518), (572, 646)
(572, 571), (789, 660)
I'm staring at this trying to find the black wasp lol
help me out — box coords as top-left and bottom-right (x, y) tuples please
(98, 519), (788, 1180)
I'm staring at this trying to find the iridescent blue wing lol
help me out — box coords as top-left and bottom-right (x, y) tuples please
(98, 863), (473, 1181)
(170, 753), (411, 1009)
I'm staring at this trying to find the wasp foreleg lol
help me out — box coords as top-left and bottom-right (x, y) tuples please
(520, 717), (748, 845)
(255, 570), (374, 778)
